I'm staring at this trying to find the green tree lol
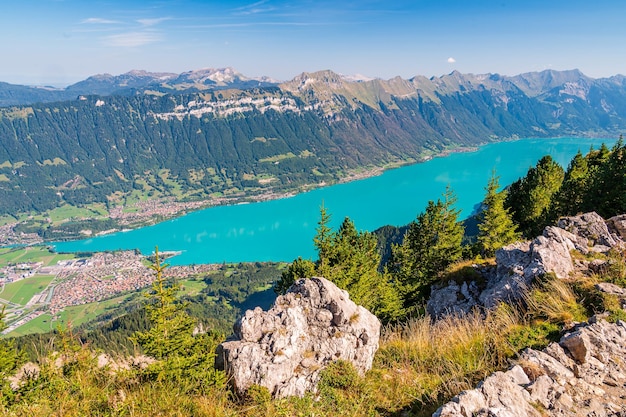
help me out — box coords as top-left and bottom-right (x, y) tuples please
(274, 257), (316, 295)
(477, 172), (520, 257)
(506, 155), (565, 237)
(391, 186), (464, 311)
(314, 202), (334, 278)
(132, 247), (225, 392)
(0, 307), (23, 406)
(277, 208), (403, 321)
(595, 137), (626, 217)
(549, 150), (590, 219)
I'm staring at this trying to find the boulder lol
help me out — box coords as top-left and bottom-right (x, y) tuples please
(435, 320), (626, 416)
(607, 214), (626, 240)
(478, 226), (578, 309)
(215, 277), (380, 398)
(426, 280), (481, 318)
(557, 211), (618, 248)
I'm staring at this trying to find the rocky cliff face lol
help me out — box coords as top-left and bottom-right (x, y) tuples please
(428, 212), (625, 318)
(215, 277), (380, 398)
(434, 318), (626, 416)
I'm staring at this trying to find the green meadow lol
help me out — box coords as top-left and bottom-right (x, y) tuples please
(0, 274), (55, 305)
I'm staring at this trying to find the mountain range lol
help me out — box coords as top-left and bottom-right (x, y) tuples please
(1, 67), (625, 217)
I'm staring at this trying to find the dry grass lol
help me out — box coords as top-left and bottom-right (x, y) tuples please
(368, 308), (518, 415)
(524, 275), (588, 325)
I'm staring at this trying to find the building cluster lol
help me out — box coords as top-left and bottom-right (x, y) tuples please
(48, 251), (219, 314)
(48, 251), (153, 314)
(0, 224), (43, 246)
(108, 198), (209, 225)
(0, 261), (44, 284)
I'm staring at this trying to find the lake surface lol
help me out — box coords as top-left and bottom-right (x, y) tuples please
(53, 137), (615, 265)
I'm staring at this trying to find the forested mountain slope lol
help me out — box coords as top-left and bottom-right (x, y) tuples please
(1, 69), (626, 215)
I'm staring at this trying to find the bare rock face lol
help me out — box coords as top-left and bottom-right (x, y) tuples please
(607, 214), (626, 240)
(428, 212), (624, 318)
(215, 277), (381, 398)
(558, 211), (618, 248)
(434, 320), (626, 416)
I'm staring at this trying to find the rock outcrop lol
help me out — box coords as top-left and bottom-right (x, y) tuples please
(215, 277), (381, 398)
(427, 212), (624, 318)
(434, 319), (626, 416)
(607, 214), (626, 240)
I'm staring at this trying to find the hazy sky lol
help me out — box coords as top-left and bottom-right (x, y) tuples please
(3, 0), (626, 86)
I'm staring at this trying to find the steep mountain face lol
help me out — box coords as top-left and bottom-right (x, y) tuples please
(1, 69), (626, 215)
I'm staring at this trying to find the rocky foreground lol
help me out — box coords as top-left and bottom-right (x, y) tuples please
(214, 211), (626, 415)
(435, 318), (626, 416)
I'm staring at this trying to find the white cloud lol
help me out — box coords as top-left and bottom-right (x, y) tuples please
(82, 17), (119, 24)
(137, 17), (171, 27)
(103, 32), (161, 47)
(447, 57), (456, 63)
(233, 0), (275, 15)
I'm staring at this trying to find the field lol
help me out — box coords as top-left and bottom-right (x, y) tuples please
(0, 246), (74, 268)
(0, 274), (55, 305)
(178, 277), (207, 296)
(7, 293), (136, 336)
(46, 204), (109, 224)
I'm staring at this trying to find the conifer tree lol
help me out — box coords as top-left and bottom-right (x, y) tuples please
(0, 307), (23, 406)
(549, 151), (590, 218)
(274, 257), (316, 295)
(477, 173), (520, 257)
(506, 155), (564, 237)
(277, 208), (402, 321)
(391, 186), (464, 310)
(314, 202), (334, 278)
(132, 247), (225, 392)
(596, 136), (626, 217)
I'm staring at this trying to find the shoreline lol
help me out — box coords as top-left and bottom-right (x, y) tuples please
(5, 137), (607, 248)
(0, 144), (485, 248)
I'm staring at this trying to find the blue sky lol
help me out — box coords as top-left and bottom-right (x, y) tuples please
(3, 0), (626, 86)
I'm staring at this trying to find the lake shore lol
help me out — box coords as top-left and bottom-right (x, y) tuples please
(1, 145), (479, 246)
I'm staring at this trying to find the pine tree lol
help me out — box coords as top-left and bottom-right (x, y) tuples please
(278, 208), (403, 321)
(314, 202), (334, 278)
(132, 247), (225, 392)
(391, 186), (464, 310)
(477, 173), (520, 257)
(0, 306), (23, 406)
(596, 136), (626, 217)
(549, 151), (590, 218)
(274, 256), (316, 295)
(506, 155), (564, 237)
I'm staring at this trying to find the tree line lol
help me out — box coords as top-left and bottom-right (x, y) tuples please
(276, 139), (625, 321)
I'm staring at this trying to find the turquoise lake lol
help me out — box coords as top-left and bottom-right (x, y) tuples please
(53, 137), (616, 265)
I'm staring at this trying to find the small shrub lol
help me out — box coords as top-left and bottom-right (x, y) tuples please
(604, 247), (626, 286)
(244, 384), (272, 405)
(318, 360), (360, 391)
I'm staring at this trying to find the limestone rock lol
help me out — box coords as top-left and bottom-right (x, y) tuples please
(215, 277), (381, 398)
(557, 212), (618, 248)
(427, 280), (481, 318)
(429, 212), (625, 318)
(434, 320), (626, 417)
(595, 282), (626, 297)
(477, 225), (580, 309)
(606, 214), (626, 240)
